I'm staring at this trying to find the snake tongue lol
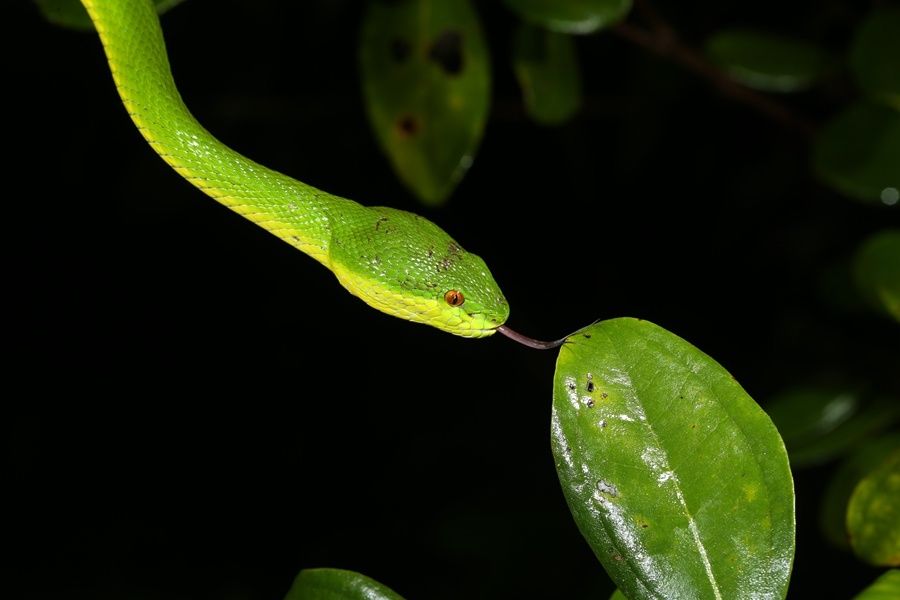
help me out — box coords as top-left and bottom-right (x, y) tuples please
(495, 325), (566, 350)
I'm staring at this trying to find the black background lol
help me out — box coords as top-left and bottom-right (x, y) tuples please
(6, 1), (898, 599)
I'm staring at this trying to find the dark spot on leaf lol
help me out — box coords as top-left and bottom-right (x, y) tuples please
(583, 334), (592, 339)
(641, 523), (649, 529)
(427, 246), (434, 258)
(601, 392), (608, 399)
(584, 397), (594, 408)
(587, 381), (595, 393)
(599, 419), (607, 428)
(375, 216), (388, 231)
(612, 554), (624, 562)
(389, 38), (410, 63)
(291, 235), (300, 242)
(447, 242), (461, 255)
(428, 30), (464, 75)
(566, 381), (576, 391)
(691, 424), (697, 429)
(397, 115), (419, 137)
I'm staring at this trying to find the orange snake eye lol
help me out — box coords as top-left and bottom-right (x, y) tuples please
(444, 290), (465, 307)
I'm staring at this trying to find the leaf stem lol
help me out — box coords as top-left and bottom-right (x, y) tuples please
(613, 2), (817, 138)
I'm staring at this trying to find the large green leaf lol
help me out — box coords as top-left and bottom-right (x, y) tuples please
(360, 0), (490, 206)
(850, 7), (900, 111)
(502, 0), (632, 35)
(34, 0), (185, 30)
(854, 230), (900, 322)
(512, 23), (583, 125)
(764, 385), (899, 467)
(706, 30), (830, 93)
(853, 570), (900, 600)
(552, 318), (794, 600)
(284, 569), (405, 600)
(848, 449), (900, 566)
(813, 102), (900, 205)
(820, 434), (900, 549)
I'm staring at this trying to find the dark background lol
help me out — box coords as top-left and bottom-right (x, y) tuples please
(6, 1), (898, 598)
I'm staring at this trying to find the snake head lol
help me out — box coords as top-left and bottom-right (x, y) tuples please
(329, 207), (509, 338)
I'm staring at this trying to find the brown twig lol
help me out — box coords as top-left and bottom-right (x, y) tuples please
(612, 4), (817, 138)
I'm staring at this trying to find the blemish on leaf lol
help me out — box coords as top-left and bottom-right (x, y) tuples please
(428, 30), (464, 75)
(396, 115), (419, 137)
(596, 480), (619, 498)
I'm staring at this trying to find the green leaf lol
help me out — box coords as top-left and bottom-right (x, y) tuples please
(853, 570), (900, 600)
(854, 230), (900, 321)
(360, 0), (490, 206)
(848, 449), (900, 566)
(610, 589), (629, 600)
(502, 0), (632, 35)
(705, 30), (830, 93)
(820, 434), (900, 549)
(34, 0), (185, 30)
(850, 7), (900, 111)
(283, 569), (405, 600)
(513, 23), (583, 125)
(813, 102), (900, 205)
(552, 318), (794, 600)
(764, 385), (900, 468)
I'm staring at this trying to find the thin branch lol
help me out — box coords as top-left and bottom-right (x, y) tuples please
(612, 8), (816, 138)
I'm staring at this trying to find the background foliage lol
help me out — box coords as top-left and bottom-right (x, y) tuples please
(7, 0), (898, 598)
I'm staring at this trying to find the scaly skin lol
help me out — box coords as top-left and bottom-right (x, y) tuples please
(81, 0), (509, 337)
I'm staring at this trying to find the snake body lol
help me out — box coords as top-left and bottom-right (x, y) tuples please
(81, 0), (510, 338)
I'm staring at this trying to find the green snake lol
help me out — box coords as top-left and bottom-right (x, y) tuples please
(80, 0), (560, 349)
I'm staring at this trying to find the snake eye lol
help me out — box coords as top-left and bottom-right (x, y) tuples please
(444, 289), (465, 307)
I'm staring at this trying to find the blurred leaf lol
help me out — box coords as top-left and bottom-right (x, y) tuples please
(813, 102), (900, 205)
(820, 434), (900, 549)
(848, 449), (900, 566)
(850, 7), (900, 111)
(360, 0), (490, 206)
(853, 570), (900, 600)
(502, 0), (632, 35)
(706, 29), (830, 93)
(512, 23), (583, 125)
(284, 569), (405, 600)
(34, 0), (185, 30)
(854, 230), (900, 322)
(552, 318), (794, 600)
(765, 385), (900, 468)
(610, 589), (629, 600)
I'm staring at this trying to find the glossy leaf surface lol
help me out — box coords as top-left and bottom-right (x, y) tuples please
(34, 0), (184, 30)
(850, 7), (900, 110)
(854, 230), (900, 321)
(284, 569), (405, 600)
(765, 385), (899, 467)
(706, 30), (829, 93)
(813, 102), (900, 205)
(820, 434), (900, 549)
(503, 0), (632, 35)
(552, 318), (794, 600)
(513, 23), (583, 125)
(853, 570), (900, 600)
(360, 0), (490, 206)
(848, 449), (900, 566)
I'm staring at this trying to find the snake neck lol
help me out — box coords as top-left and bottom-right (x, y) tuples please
(81, 0), (362, 266)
